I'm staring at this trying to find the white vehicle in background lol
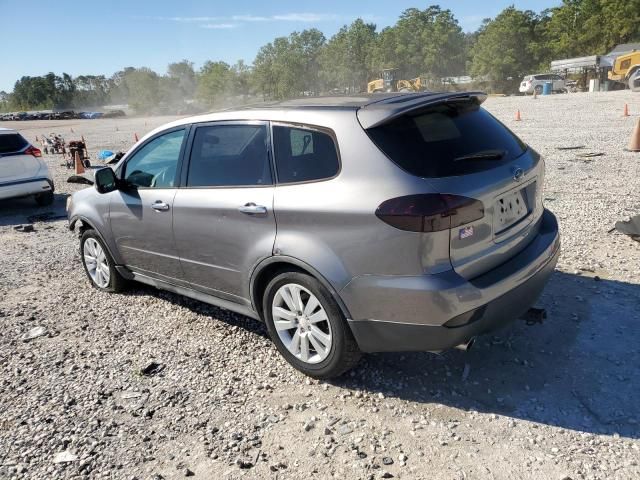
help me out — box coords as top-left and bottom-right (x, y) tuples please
(0, 128), (54, 205)
(519, 74), (567, 95)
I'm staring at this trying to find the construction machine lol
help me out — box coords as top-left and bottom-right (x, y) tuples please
(367, 68), (424, 93)
(608, 51), (640, 92)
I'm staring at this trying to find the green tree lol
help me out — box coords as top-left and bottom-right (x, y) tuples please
(541, 0), (640, 61)
(122, 68), (160, 113)
(196, 61), (233, 107)
(253, 29), (326, 100)
(372, 6), (466, 80)
(469, 7), (541, 92)
(167, 60), (197, 99)
(320, 19), (377, 92)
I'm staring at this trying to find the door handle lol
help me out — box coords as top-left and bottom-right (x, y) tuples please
(151, 201), (170, 212)
(238, 203), (267, 215)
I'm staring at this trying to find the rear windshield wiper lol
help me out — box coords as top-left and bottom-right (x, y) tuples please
(453, 149), (506, 162)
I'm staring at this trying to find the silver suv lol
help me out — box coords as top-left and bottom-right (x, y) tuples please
(67, 93), (560, 378)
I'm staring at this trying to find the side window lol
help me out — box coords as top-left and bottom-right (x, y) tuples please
(273, 126), (339, 183)
(124, 129), (185, 188)
(187, 124), (271, 187)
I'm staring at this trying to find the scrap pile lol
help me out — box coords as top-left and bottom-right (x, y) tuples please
(41, 133), (66, 155)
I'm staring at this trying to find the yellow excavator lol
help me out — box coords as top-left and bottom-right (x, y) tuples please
(367, 68), (424, 93)
(608, 51), (640, 92)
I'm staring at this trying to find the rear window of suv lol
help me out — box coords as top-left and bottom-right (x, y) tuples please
(366, 103), (527, 178)
(0, 133), (28, 154)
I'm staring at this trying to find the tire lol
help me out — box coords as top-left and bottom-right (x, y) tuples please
(629, 69), (640, 92)
(262, 271), (361, 379)
(80, 230), (128, 292)
(35, 191), (54, 206)
(534, 85), (543, 95)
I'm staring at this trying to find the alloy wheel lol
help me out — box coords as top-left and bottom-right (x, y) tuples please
(83, 238), (111, 288)
(272, 283), (333, 364)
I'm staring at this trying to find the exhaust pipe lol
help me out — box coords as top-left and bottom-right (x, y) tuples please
(454, 337), (475, 352)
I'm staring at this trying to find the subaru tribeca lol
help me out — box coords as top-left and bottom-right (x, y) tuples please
(67, 92), (560, 378)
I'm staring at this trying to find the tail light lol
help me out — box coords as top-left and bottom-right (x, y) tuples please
(375, 194), (484, 232)
(25, 146), (42, 157)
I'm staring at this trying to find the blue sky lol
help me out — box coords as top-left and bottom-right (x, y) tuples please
(1, 0), (561, 92)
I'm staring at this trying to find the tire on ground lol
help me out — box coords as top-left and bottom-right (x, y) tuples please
(80, 229), (128, 293)
(262, 271), (361, 379)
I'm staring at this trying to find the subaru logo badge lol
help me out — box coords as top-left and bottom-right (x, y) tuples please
(513, 167), (524, 182)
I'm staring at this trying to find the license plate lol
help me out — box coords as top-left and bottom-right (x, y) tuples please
(495, 188), (528, 233)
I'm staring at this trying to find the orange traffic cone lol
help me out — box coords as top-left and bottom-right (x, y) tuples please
(623, 103), (630, 117)
(627, 118), (640, 152)
(515, 110), (522, 121)
(74, 151), (85, 174)
(134, 133), (139, 142)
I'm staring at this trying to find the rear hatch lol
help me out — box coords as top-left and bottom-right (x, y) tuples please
(360, 93), (544, 280)
(520, 76), (532, 89)
(0, 131), (40, 181)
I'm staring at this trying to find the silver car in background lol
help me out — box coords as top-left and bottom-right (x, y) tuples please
(67, 92), (560, 378)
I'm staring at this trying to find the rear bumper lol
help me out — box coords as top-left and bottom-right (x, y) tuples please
(0, 177), (54, 200)
(344, 209), (560, 353)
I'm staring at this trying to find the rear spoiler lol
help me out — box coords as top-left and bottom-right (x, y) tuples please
(356, 92), (488, 129)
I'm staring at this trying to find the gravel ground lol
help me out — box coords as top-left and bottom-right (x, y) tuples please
(1, 91), (639, 480)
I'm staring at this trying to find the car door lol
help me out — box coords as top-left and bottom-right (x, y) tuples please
(109, 127), (188, 282)
(172, 121), (276, 303)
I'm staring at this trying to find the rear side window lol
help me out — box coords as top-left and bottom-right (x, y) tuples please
(187, 124), (271, 187)
(0, 133), (28, 154)
(367, 103), (526, 178)
(273, 126), (339, 183)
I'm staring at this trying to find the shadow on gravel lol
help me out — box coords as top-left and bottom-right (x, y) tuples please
(122, 284), (269, 339)
(331, 271), (640, 439)
(0, 192), (69, 227)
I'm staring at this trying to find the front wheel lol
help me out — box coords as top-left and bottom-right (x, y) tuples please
(263, 272), (361, 379)
(534, 85), (543, 95)
(629, 70), (640, 92)
(80, 230), (127, 292)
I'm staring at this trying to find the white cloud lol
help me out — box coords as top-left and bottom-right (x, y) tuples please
(201, 23), (238, 29)
(161, 12), (344, 25)
(272, 13), (339, 22)
(231, 15), (270, 22)
(168, 16), (221, 23)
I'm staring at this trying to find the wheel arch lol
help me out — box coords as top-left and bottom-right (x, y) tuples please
(625, 65), (640, 79)
(70, 215), (120, 265)
(250, 256), (353, 322)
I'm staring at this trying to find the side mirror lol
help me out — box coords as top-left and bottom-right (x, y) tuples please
(94, 167), (118, 194)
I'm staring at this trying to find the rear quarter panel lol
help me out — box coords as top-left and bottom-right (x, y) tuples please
(271, 110), (452, 292)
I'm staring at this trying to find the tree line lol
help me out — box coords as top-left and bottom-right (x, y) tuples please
(1, 0), (638, 113)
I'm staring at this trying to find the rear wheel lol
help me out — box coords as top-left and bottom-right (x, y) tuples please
(263, 271), (361, 379)
(35, 191), (54, 206)
(80, 230), (127, 292)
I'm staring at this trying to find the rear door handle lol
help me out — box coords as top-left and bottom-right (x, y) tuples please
(238, 203), (267, 215)
(151, 201), (170, 212)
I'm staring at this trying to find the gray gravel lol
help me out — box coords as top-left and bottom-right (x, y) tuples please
(1, 92), (639, 479)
